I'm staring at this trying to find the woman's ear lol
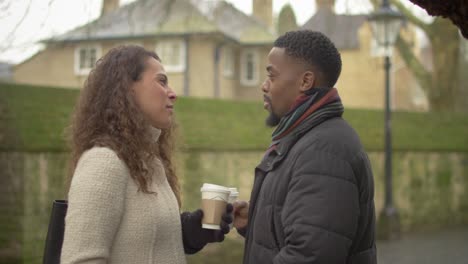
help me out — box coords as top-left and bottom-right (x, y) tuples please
(299, 71), (315, 93)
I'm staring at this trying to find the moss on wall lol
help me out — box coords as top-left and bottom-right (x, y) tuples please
(0, 153), (23, 264)
(1, 150), (467, 263)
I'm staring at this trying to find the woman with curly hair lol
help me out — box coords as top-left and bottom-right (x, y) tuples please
(61, 45), (232, 264)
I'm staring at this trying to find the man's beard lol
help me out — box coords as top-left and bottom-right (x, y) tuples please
(264, 95), (281, 127)
(266, 111), (281, 127)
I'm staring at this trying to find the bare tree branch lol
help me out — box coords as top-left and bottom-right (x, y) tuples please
(0, 0), (57, 55)
(406, 0), (468, 39)
(6, 0), (32, 36)
(394, 35), (432, 92)
(0, 0), (11, 10)
(0, 0), (33, 51)
(38, 0), (56, 29)
(0, 0), (12, 19)
(371, 0), (464, 111)
(369, 0), (430, 32)
(390, 0), (430, 32)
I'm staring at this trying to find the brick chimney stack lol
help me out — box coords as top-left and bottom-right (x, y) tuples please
(316, 0), (335, 10)
(252, 0), (273, 31)
(101, 0), (120, 16)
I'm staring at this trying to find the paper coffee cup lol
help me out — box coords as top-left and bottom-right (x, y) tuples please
(228, 187), (239, 229)
(228, 187), (239, 203)
(200, 183), (231, 230)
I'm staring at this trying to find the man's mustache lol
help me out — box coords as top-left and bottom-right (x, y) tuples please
(263, 95), (272, 104)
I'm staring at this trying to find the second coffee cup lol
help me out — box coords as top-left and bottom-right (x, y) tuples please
(228, 187), (239, 229)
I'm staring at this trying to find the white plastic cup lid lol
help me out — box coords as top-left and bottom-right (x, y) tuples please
(228, 187), (239, 196)
(200, 183), (231, 194)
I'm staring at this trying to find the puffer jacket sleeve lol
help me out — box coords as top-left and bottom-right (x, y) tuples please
(273, 146), (360, 264)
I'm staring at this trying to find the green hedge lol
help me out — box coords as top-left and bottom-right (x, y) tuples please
(1, 82), (467, 152)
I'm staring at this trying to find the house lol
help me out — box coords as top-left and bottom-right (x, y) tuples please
(13, 0), (276, 100)
(0, 62), (12, 81)
(13, 0), (428, 111)
(302, 0), (428, 111)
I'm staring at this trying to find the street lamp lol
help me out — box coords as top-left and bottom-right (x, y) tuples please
(368, 0), (404, 240)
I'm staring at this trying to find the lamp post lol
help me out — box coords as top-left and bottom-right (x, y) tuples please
(368, 0), (404, 240)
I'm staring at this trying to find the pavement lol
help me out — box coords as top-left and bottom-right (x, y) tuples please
(377, 227), (468, 264)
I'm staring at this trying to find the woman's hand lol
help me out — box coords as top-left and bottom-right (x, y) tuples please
(180, 204), (233, 254)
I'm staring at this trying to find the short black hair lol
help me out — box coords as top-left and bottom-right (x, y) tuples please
(274, 30), (342, 87)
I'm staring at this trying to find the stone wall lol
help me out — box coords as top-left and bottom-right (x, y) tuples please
(1, 150), (467, 263)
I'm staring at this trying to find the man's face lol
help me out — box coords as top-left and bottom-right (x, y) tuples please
(262, 47), (306, 127)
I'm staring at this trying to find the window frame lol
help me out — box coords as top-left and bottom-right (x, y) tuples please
(155, 39), (186, 73)
(74, 44), (102, 76)
(240, 48), (259, 86)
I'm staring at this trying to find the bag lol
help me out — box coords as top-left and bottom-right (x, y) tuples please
(43, 200), (68, 264)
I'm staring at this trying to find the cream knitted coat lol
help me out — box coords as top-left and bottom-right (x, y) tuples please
(61, 131), (186, 264)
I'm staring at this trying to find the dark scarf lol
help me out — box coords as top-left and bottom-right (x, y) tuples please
(271, 87), (344, 145)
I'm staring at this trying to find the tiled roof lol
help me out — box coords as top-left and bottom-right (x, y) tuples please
(47, 0), (275, 45)
(201, 1), (275, 44)
(301, 8), (366, 50)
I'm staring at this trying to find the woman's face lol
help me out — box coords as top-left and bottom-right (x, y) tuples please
(132, 57), (177, 129)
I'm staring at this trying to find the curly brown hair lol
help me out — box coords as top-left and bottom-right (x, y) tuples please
(67, 45), (181, 207)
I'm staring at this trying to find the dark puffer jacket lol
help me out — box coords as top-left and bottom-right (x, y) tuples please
(242, 116), (376, 264)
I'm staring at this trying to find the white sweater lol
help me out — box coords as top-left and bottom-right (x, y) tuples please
(61, 141), (186, 263)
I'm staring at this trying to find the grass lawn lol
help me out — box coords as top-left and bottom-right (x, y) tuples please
(1, 82), (467, 152)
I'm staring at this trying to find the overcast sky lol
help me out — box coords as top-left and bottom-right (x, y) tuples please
(0, 0), (427, 64)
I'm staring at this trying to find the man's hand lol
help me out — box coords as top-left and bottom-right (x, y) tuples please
(180, 204), (233, 254)
(233, 200), (249, 230)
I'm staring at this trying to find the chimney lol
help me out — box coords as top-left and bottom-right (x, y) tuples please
(101, 0), (120, 16)
(252, 0), (273, 31)
(316, 0), (335, 10)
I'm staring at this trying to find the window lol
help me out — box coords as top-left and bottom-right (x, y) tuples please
(240, 49), (259, 86)
(223, 46), (234, 77)
(156, 40), (186, 72)
(74, 45), (101, 75)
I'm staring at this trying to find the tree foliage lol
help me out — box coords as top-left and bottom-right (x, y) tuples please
(277, 4), (297, 35)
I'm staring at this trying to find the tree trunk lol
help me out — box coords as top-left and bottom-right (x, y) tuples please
(426, 18), (461, 111)
(387, 0), (465, 112)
